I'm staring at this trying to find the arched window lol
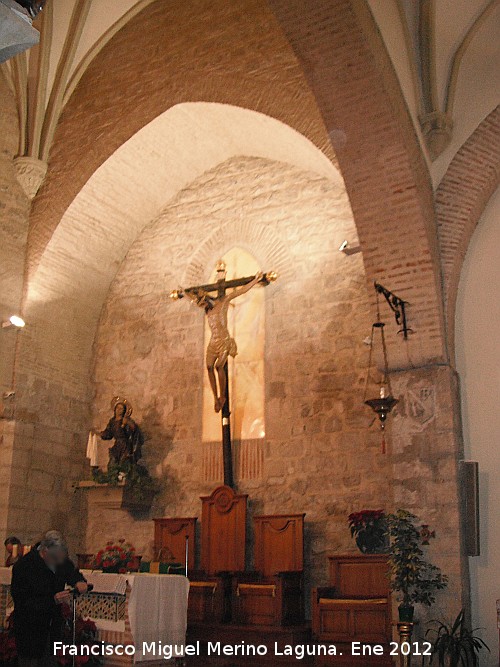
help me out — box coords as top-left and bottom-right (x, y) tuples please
(202, 247), (265, 444)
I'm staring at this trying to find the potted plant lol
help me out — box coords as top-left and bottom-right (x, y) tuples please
(94, 538), (136, 573)
(386, 509), (448, 622)
(425, 609), (489, 666)
(348, 509), (389, 554)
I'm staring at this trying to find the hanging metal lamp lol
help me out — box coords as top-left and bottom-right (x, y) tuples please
(363, 296), (398, 453)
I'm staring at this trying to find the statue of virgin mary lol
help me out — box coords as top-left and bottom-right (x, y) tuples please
(100, 397), (144, 466)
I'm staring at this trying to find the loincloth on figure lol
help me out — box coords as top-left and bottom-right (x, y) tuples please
(206, 335), (238, 364)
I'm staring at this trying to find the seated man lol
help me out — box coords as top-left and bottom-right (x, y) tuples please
(11, 530), (88, 667)
(4, 535), (22, 566)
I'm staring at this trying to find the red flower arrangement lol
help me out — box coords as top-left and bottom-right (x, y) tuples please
(348, 509), (385, 532)
(94, 538), (135, 573)
(348, 509), (388, 554)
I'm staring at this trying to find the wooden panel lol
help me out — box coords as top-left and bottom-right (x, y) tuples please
(153, 517), (197, 571)
(188, 578), (227, 624)
(233, 572), (304, 627)
(254, 514), (305, 576)
(312, 595), (390, 644)
(235, 584), (276, 625)
(200, 485), (247, 575)
(328, 554), (389, 597)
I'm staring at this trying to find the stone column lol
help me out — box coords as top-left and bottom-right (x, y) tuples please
(390, 364), (470, 629)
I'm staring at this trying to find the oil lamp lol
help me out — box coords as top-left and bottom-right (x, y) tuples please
(363, 312), (398, 453)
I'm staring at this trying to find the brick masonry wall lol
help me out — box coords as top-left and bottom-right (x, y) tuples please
(85, 156), (466, 621)
(28, 0), (336, 280)
(27, 0), (446, 368)
(267, 0), (446, 367)
(436, 106), (500, 355)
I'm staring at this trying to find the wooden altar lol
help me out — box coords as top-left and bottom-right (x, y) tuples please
(0, 568), (189, 665)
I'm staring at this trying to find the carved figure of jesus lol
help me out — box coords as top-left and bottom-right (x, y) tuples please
(188, 272), (263, 412)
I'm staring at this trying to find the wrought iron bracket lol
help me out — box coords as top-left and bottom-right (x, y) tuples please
(374, 282), (412, 339)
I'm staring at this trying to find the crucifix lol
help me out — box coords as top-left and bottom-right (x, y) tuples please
(170, 261), (277, 489)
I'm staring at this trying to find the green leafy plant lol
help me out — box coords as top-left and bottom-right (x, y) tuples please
(425, 609), (489, 666)
(92, 460), (159, 503)
(386, 509), (448, 611)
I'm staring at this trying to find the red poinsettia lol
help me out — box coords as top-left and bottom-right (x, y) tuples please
(55, 604), (99, 666)
(348, 509), (386, 535)
(0, 614), (16, 662)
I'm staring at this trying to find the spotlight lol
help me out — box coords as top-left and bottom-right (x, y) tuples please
(2, 315), (26, 329)
(14, 1), (46, 19)
(339, 240), (361, 255)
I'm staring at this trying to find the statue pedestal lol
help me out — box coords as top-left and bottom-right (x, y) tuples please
(74, 479), (155, 513)
(73, 480), (127, 510)
(74, 479), (155, 557)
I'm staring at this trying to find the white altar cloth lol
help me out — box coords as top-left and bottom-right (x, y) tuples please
(82, 570), (189, 660)
(127, 574), (189, 661)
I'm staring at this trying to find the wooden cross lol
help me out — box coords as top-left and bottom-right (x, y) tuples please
(170, 262), (277, 489)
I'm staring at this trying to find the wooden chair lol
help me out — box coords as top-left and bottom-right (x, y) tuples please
(153, 517), (197, 571)
(188, 485), (247, 624)
(233, 513), (305, 626)
(312, 554), (391, 645)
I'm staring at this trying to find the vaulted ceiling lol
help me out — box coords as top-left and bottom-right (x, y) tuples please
(1, 0), (498, 189)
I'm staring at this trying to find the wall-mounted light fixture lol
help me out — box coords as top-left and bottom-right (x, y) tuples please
(2, 315), (25, 329)
(339, 240), (361, 256)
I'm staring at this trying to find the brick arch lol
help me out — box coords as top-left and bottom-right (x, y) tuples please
(436, 106), (500, 354)
(28, 0), (336, 278)
(28, 0), (444, 367)
(266, 0), (444, 366)
(183, 217), (293, 288)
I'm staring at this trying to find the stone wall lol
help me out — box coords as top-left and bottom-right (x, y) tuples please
(0, 71), (30, 540)
(4, 372), (88, 548)
(89, 158), (388, 572)
(391, 365), (469, 626)
(86, 155), (466, 618)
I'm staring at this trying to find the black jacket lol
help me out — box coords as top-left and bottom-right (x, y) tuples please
(11, 545), (86, 658)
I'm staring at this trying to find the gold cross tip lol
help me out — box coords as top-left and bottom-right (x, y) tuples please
(265, 271), (278, 282)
